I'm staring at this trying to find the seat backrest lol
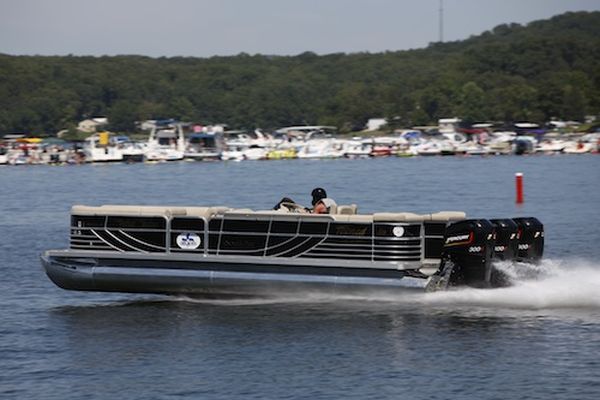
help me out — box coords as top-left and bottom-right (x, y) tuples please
(327, 203), (338, 214)
(337, 204), (358, 215)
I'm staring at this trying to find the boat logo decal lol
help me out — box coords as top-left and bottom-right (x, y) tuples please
(444, 232), (473, 246)
(176, 232), (201, 249)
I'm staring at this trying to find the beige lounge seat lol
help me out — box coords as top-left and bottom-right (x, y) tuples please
(373, 212), (425, 222)
(72, 205), (187, 217)
(427, 211), (466, 222)
(337, 204), (358, 215)
(185, 207), (217, 219)
(72, 205), (230, 219)
(331, 214), (373, 223)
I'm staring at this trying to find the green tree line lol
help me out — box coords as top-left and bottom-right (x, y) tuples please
(1, 11), (599, 135)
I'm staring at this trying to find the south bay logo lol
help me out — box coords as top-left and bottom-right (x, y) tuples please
(176, 233), (201, 249)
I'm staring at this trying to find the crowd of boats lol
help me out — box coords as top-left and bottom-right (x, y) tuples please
(1, 123), (599, 166)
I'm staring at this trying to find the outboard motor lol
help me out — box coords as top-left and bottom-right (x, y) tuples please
(513, 217), (544, 262)
(426, 219), (495, 291)
(490, 219), (519, 260)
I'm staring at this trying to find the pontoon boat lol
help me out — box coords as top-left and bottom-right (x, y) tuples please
(41, 204), (544, 296)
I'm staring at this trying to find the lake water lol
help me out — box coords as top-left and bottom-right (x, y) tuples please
(1, 155), (599, 399)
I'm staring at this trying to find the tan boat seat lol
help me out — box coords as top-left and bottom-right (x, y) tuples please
(427, 211), (466, 222)
(72, 205), (187, 217)
(331, 214), (373, 223)
(373, 212), (425, 222)
(184, 207), (215, 219)
(337, 204), (358, 215)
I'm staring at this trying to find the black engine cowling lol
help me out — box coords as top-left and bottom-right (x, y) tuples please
(490, 218), (519, 260)
(428, 219), (495, 289)
(513, 217), (544, 262)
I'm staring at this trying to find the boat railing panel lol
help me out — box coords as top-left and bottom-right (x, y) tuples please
(206, 214), (424, 262)
(169, 216), (207, 254)
(68, 205), (462, 266)
(422, 212), (465, 262)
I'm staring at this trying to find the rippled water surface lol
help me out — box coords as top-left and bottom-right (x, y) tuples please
(1, 156), (599, 399)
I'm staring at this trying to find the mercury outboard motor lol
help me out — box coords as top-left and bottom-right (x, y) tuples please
(490, 219), (519, 260)
(426, 219), (495, 291)
(513, 217), (544, 262)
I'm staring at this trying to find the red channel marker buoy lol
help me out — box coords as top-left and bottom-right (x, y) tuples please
(516, 172), (524, 204)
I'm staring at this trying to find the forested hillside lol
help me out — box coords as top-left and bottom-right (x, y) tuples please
(1, 11), (598, 134)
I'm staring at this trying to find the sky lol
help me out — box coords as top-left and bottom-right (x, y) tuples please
(1, 0), (599, 58)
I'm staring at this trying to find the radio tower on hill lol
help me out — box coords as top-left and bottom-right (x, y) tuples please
(439, 0), (444, 42)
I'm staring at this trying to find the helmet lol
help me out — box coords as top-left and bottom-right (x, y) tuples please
(311, 187), (327, 206)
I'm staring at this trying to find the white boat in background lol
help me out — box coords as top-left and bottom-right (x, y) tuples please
(275, 125), (338, 141)
(120, 142), (145, 162)
(297, 139), (344, 159)
(487, 131), (516, 155)
(0, 147), (7, 165)
(370, 136), (407, 157)
(581, 133), (600, 153)
(222, 144), (268, 161)
(563, 141), (593, 154)
(455, 140), (490, 156)
(221, 129), (279, 161)
(414, 140), (444, 156)
(184, 132), (223, 161)
(243, 145), (269, 161)
(536, 139), (567, 154)
(83, 133), (124, 162)
(8, 151), (28, 165)
(145, 124), (185, 162)
(343, 138), (372, 158)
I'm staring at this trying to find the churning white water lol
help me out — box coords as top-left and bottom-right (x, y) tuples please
(422, 258), (600, 309)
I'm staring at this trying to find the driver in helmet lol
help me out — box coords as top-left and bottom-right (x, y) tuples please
(311, 187), (337, 214)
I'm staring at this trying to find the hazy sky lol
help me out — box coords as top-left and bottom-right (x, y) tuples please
(1, 0), (599, 57)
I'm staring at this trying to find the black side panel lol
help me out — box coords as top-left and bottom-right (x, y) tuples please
(171, 218), (205, 231)
(328, 223), (372, 237)
(106, 216), (166, 229)
(72, 215), (105, 228)
(222, 219), (269, 233)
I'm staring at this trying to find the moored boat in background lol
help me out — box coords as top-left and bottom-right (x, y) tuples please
(144, 124), (185, 162)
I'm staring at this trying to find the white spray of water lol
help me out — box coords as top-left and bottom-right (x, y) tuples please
(422, 258), (600, 310)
